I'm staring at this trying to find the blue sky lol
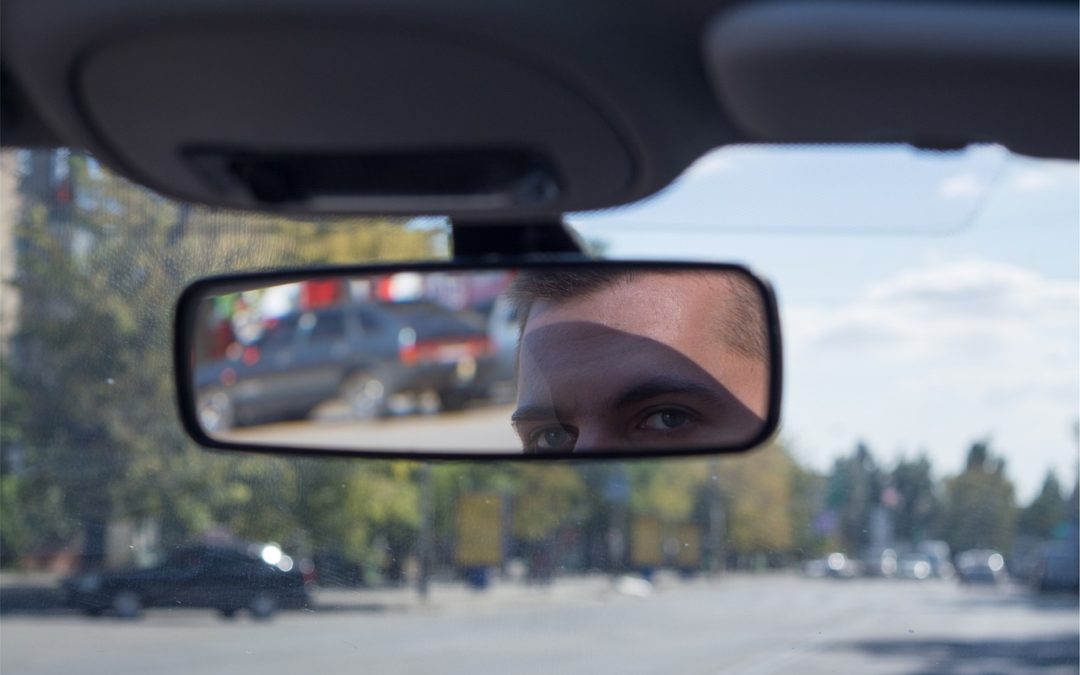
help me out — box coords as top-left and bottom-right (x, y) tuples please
(571, 146), (1079, 503)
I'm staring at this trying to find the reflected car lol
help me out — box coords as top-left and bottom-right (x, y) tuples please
(63, 544), (310, 619)
(195, 300), (495, 431)
(956, 549), (1008, 585)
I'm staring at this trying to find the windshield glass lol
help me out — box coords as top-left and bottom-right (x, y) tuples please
(2, 147), (1077, 674)
(569, 144), (1015, 234)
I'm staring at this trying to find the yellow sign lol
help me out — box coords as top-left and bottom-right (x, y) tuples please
(455, 493), (503, 566)
(631, 516), (662, 567)
(675, 524), (702, 569)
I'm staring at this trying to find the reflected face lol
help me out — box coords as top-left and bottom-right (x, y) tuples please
(513, 273), (768, 453)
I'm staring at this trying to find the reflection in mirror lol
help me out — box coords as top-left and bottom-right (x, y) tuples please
(184, 265), (777, 456)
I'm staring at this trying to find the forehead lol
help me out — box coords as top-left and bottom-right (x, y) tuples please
(515, 322), (736, 417)
(524, 273), (726, 343)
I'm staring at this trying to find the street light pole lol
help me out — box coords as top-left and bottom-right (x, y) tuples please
(707, 458), (725, 576)
(417, 462), (432, 601)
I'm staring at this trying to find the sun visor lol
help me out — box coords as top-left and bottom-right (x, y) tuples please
(76, 23), (636, 216)
(703, 1), (1079, 160)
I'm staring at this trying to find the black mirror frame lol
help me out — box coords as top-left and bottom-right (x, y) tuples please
(174, 257), (783, 461)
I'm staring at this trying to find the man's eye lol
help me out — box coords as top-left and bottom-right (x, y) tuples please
(528, 426), (577, 452)
(638, 409), (691, 431)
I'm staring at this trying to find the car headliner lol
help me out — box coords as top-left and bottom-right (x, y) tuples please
(1, 0), (1076, 219)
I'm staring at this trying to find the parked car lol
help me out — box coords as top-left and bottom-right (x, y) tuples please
(917, 540), (955, 579)
(63, 544), (310, 619)
(956, 549), (1008, 585)
(862, 548), (899, 578)
(802, 552), (864, 579)
(897, 553), (934, 581)
(1031, 542), (1080, 594)
(195, 300), (495, 430)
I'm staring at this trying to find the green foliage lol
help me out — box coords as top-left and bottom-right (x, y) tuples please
(938, 440), (1016, 553)
(292, 460), (421, 565)
(1017, 471), (1066, 540)
(629, 460), (708, 522)
(789, 464), (828, 558)
(825, 442), (883, 552)
(512, 465), (586, 542)
(890, 454), (940, 544)
(3, 150), (440, 567)
(1067, 476), (1080, 524)
(719, 443), (796, 554)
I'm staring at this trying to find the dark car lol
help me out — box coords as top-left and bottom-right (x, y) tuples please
(956, 549), (1008, 585)
(1031, 541), (1080, 594)
(63, 544), (309, 619)
(195, 300), (495, 430)
(897, 553), (934, 581)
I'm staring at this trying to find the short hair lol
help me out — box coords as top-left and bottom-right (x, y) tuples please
(508, 268), (769, 361)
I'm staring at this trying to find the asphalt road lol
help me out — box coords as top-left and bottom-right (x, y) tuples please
(3, 574), (1077, 674)
(221, 403), (522, 453)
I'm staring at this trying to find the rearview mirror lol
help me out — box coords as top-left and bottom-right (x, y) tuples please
(175, 260), (782, 459)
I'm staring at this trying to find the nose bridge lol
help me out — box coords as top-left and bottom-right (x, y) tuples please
(573, 426), (619, 455)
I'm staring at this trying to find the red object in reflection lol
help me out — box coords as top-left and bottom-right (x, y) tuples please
(55, 181), (72, 205)
(401, 336), (492, 365)
(300, 279), (343, 309)
(242, 346), (261, 366)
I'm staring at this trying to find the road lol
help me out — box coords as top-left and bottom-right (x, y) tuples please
(221, 403), (522, 453)
(3, 574), (1077, 674)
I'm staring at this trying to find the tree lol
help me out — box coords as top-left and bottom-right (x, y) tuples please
(1017, 471), (1066, 540)
(629, 460), (709, 523)
(718, 442), (796, 558)
(825, 442), (883, 552)
(1067, 474), (1079, 524)
(512, 465), (586, 543)
(890, 454), (940, 545)
(938, 439), (1016, 553)
(4, 149), (441, 568)
(789, 464), (828, 559)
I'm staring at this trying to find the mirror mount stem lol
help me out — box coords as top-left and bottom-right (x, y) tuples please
(451, 220), (588, 259)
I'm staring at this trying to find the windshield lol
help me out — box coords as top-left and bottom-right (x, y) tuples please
(1, 148), (1077, 674)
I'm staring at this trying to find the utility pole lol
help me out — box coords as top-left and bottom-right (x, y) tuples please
(706, 457), (725, 576)
(417, 462), (432, 601)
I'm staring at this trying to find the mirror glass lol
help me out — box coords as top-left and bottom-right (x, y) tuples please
(182, 264), (778, 457)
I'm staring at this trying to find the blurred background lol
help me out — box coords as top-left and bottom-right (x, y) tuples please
(1, 149), (1076, 674)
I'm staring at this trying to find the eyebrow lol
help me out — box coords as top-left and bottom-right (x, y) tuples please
(511, 405), (561, 424)
(612, 376), (732, 409)
(511, 377), (734, 424)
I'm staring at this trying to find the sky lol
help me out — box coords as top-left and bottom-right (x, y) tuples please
(570, 145), (1079, 504)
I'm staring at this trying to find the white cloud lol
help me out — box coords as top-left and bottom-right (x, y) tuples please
(791, 260), (1075, 352)
(1009, 168), (1059, 193)
(782, 259), (1079, 502)
(937, 173), (985, 199)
